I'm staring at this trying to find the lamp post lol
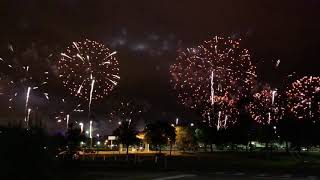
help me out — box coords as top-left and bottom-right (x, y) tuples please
(79, 122), (83, 133)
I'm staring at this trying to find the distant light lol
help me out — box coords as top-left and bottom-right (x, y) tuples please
(57, 120), (62, 123)
(97, 141), (101, 145)
(85, 130), (89, 134)
(171, 123), (175, 127)
(96, 134), (100, 137)
(273, 126), (277, 130)
(118, 121), (122, 125)
(190, 123), (194, 127)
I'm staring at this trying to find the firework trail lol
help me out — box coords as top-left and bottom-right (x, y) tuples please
(88, 79), (95, 115)
(26, 108), (31, 128)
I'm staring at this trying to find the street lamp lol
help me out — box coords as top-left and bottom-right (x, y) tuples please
(80, 141), (85, 147)
(79, 122), (83, 133)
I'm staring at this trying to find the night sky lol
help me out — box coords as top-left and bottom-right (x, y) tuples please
(1, 0), (320, 131)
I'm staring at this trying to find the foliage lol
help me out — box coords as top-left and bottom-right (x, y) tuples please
(144, 121), (176, 153)
(176, 126), (197, 151)
(0, 126), (53, 179)
(113, 121), (139, 155)
(65, 123), (85, 154)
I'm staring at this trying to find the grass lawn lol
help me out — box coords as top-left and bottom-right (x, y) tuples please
(59, 151), (320, 175)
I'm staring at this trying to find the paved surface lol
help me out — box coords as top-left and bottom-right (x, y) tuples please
(79, 171), (319, 180)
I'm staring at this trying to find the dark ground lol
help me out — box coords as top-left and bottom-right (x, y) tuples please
(51, 152), (320, 180)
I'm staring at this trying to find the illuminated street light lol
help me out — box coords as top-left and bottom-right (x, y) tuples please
(79, 122), (84, 133)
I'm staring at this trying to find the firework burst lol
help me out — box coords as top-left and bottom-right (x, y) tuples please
(57, 39), (120, 101)
(0, 43), (49, 126)
(202, 95), (239, 130)
(248, 86), (283, 125)
(170, 36), (257, 129)
(286, 76), (320, 121)
(106, 99), (147, 126)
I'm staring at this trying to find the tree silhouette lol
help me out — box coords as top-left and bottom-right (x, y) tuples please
(176, 126), (196, 152)
(145, 121), (176, 153)
(195, 124), (216, 152)
(113, 121), (139, 156)
(65, 123), (85, 157)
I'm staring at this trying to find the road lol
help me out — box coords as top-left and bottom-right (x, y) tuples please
(78, 171), (319, 180)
